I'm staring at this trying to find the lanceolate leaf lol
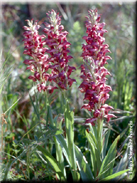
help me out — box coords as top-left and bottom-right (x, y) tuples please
(113, 147), (130, 180)
(86, 130), (97, 149)
(46, 103), (54, 125)
(119, 125), (129, 139)
(98, 135), (120, 179)
(85, 130), (97, 174)
(100, 169), (129, 181)
(102, 128), (110, 160)
(64, 101), (74, 149)
(54, 139), (66, 178)
(37, 145), (65, 180)
(29, 94), (39, 120)
(64, 101), (79, 180)
(55, 134), (71, 166)
(96, 151), (123, 179)
(75, 145), (94, 181)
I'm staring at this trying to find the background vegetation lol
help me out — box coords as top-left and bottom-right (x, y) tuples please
(0, 2), (136, 181)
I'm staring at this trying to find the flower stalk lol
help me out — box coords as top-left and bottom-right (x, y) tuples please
(79, 9), (117, 175)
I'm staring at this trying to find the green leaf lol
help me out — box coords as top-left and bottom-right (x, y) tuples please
(85, 130), (97, 174)
(20, 122), (41, 141)
(65, 101), (74, 147)
(102, 128), (110, 160)
(97, 152), (123, 180)
(75, 145), (94, 181)
(47, 103), (54, 125)
(46, 103), (66, 178)
(64, 101), (79, 180)
(119, 125), (129, 139)
(113, 147), (130, 180)
(88, 130), (97, 148)
(0, 72), (11, 94)
(100, 169), (129, 181)
(48, 124), (63, 135)
(3, 149), (27, 180)
(37, 145), (65, 180)
(89, 123), (97, 139)
(5, 132), (15, 139)
(110, 115), (134, 123)
(0, 52), (12, 94)
(98, 135), (120, 179)
(56, 134), (71, 166)
(54, 138), (66, 178)
(29, 93), (40, 120)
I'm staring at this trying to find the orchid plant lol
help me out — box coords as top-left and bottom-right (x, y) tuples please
(22, 9), (130, 181)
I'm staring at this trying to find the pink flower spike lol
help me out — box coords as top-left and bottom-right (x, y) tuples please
(23, 19), (55, 93)
(43, 9), (76, 90)
(79, 9), (116, 125)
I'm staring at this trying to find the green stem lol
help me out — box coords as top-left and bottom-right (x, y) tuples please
(96, 118), (103, 176)
(45, 90), (66, 179)
(65, 100), (79, 181)
(54, 138), (66, 178)
(27, 148), (30, 180)
(45, 91), (49, 125)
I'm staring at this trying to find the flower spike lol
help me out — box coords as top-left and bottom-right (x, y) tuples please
(79, 9), (116, 124)
(43, 9), (76, 90)
(23, 19), (56, 93)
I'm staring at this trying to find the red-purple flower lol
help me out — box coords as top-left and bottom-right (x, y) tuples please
(79, 9), (116, 125)
(43, 9), (76, 90)
(23, 19), (58, 93)
(23, 11), (76, 92)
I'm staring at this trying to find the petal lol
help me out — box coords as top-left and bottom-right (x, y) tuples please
(68, 78), (76, 87)
(28, 75), (36, 82)
(81, 104), (91, 111)
(85, 118), (96, 126)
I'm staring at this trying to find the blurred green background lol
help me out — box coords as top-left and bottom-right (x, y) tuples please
(0, 2), (136, 181)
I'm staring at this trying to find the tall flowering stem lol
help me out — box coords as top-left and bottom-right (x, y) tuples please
(79, 9), (117, 176)
(43, 10), (79, 180)
(79, 9), (116, 126)
(43, 10), (76, 91)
